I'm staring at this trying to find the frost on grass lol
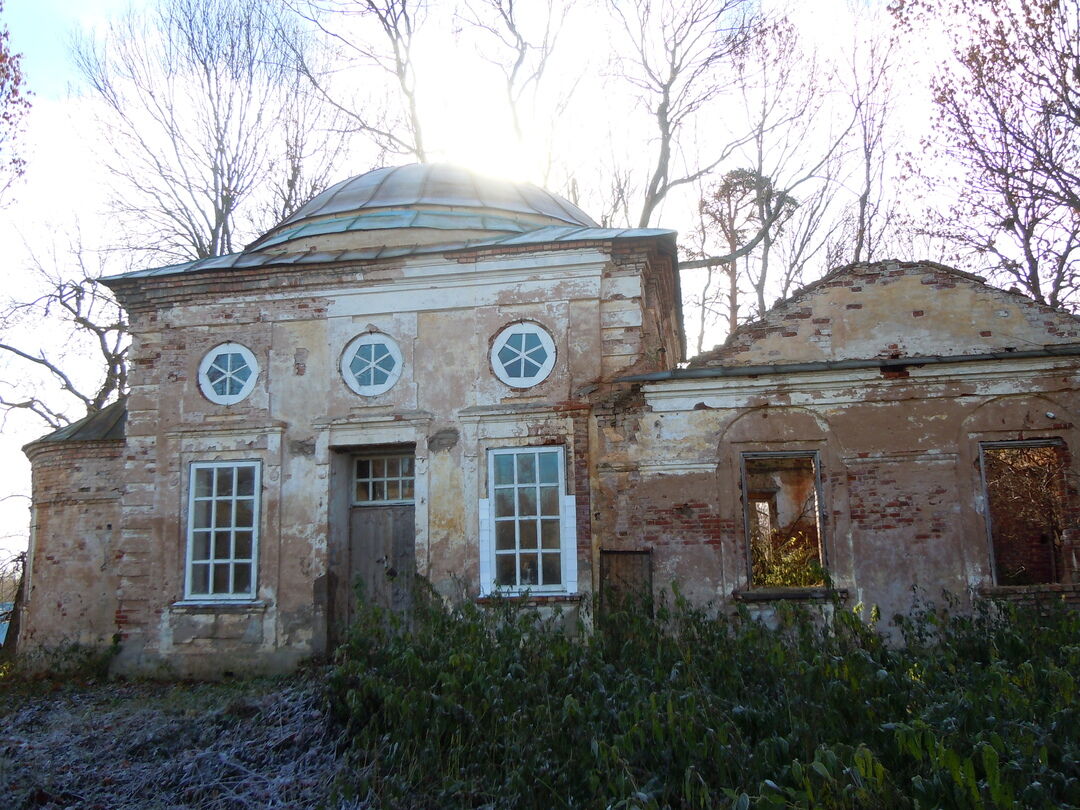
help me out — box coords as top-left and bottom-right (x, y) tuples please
(0, 673), (352, 809)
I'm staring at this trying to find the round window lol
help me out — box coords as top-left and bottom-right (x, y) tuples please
(198, 343), (259, 405)
(490, 322), (557, 387)
(341, 332), (403, 396)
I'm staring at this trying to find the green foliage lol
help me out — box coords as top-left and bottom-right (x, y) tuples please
(331, 588), (1080, 809)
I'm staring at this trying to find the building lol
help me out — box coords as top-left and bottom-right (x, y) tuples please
(19, 165), (1080, 675)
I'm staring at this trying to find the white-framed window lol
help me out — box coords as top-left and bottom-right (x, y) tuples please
(198, 343), (259, 405)
(478, 446), (577, 595)
(185, 461), (260, 600)
(341, 332), (403, 397)
(353, 453), (416, 505)
(490, 321), (557, 388)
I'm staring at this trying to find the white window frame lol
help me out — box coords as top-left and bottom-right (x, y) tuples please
(353, 453), (416, 506)
(490, 321), (557, 388)
(185, 460), (261, 601)
(198, 343), (259, 405)
(341, 332), (404, 397)
(478, 446), (577, 596)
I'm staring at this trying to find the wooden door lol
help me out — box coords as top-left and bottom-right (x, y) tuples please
(347, 453), (416, 622)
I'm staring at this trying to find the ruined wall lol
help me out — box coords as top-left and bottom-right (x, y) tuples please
(21, 441), (123, 650)
(102, 239), (677, 675)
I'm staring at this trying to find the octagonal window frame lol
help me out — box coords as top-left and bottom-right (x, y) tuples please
(198, 342), (260, 406)
(341, 332), (404, 397)
(490, 321), (557, 388)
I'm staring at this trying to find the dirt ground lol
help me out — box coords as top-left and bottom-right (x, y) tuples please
(0, 671), (355, 809)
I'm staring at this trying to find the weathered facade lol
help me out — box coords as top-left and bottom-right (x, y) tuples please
(19, 165), (1080, 675)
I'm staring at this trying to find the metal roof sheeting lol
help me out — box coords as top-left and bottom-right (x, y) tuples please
(25, 398), (127, 445)
(106, 225), (677, 282)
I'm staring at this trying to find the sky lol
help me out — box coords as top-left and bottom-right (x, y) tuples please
(0, 0), (905, 557)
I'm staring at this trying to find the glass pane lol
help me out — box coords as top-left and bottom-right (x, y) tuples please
(232, 364), (251, 384)
(498, 346), (517, 366)
(516, 453), (536, 483)
(195, 469), (214, 498)
(235, 499), (254, 528)
(494, 489), (515, 517)
(386, 480), (400, 500)
(495, 554), (516, 586)
(234, 531), (253, 559)
(505, 358), (524, 377)
(372, 458), (385, 477)
(401, 457), (415, 476)
(540, 486), (559, 516)
(541, 519), (560, 549)
(192, 531), (211, 561)
(215, 469), (234, 497)
(493, 454), (514, 485)
(190, 563), (210, 594)
(356, 459), (370, 480)
(372, 368), (389, 385)
(213, 564), (230, 594)
(520, 554), (539, 586)
(192, 500), (213, 530)
(371, 480), (385, 501)
(236, 466), (255, 496)
(212, 377), (229, 396)
(233, 563), (252, 594)
(355, 482), (369, 503)
(495, 521), (516, 550)
(542, 553), (561, 585)
(519, 520), (538, 549)
(401, 479), (414, 500)
(217, 501), (233, 527)
(518, 487), (537, 517)
(214, 531), (231, 559)
(523, 332), (542, 353)
(538, 452), (559, 484)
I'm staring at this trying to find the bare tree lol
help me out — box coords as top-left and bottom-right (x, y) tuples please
(0, 234), (127, 429)
(298, 0), (428, 161)
(0, 0), (30, 203)
(608, 0), (758, 228)
(894, 0), (1080, 309)
(74, 0), (341, 262)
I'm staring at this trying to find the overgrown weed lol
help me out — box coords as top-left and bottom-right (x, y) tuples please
(331, 586), (1080, 809)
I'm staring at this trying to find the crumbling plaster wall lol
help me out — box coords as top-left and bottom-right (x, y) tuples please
(20, 441), (123, 650)
(593, 355), (1080, 622)
(104, 239), (679, 674)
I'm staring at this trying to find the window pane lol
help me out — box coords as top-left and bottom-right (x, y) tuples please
(386, 480), (400, 500)
(401, 479), (414, 500)
(494, 454), (514, 485)
(235, 499), (254, 528)
(217, 501), (233, 527)
(520, 520), (538, 549)
(234, 531), (253, 559)
(215, 469), (234, 497)
(191, 563), (210, 594)
(195, 469), (214, 498)
(538, 452), (559, 484)
(193, 500), (213, 530)
(402, 457), (415, 476)
(541, 519), (560, 549)
(494, 489), (515, 518)
(516, 453), (536, 484)
(355, 482), (369, 503)
(540, 486), (559, 516)
(371, 480), (385, 501)
(495, 521), (516, 550)
(356, 459), (370, 479)
(520, 554), (539, 586)
(236, 467), (255, 496)
(518, 487), (537, 517)
(372, 458), (385, 477)
(542, 553), (561, 586)
(213, 564), (231, 594)
(496, 554), (516, 586)
(233, 563), (251, 594)
(192, 531), (211, 561)
(214, 531), (231, 559)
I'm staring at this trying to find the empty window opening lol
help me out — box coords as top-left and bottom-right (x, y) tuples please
(982, 442), (1071, 586)
(742, 454), (825, 588)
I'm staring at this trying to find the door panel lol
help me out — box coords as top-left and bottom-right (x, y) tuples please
(348, 502), (415, 620)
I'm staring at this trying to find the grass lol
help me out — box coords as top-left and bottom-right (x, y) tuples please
(330, 585), (1080, 809)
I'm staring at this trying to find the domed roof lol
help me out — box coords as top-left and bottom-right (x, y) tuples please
(247, 163), (599, 253)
